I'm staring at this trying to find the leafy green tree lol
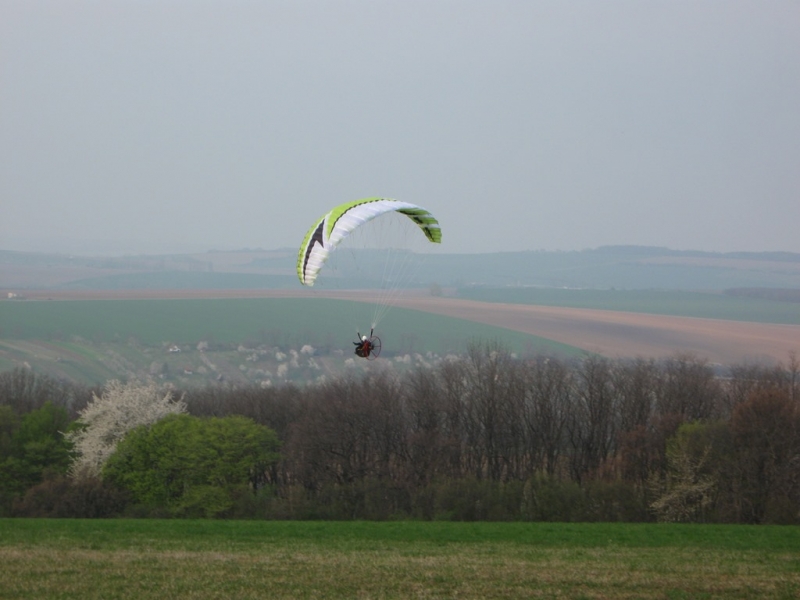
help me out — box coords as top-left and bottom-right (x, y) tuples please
(103, 414), (280, 517)
(0, 402), (73, 510)
(0, 405), (19, 458)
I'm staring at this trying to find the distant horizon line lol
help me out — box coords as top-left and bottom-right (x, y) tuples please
(2, 245), (800, 260)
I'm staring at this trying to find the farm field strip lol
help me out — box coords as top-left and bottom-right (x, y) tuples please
(456, 287), (800, 324)
(333, 292), (800, 365)
(1, 520), (798, 600)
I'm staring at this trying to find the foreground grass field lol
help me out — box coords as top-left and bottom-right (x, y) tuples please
(1, 520), (798, 599)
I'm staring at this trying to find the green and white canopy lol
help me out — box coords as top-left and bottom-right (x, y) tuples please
(297, 197), (441, 286)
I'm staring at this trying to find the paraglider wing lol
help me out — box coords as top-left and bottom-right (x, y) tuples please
(296, 197), (441, 286)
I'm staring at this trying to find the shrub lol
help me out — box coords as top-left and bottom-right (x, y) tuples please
(12, 474), (128, 518)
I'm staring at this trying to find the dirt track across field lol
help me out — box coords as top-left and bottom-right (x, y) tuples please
(8, 289), (800, 364)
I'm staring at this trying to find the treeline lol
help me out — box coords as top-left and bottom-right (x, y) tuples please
(1, 344), (798, 523)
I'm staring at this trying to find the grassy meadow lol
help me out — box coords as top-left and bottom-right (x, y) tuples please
(1, 519), (798, 599)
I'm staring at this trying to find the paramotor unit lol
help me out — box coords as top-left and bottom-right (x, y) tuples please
(354, 330), (382, 360)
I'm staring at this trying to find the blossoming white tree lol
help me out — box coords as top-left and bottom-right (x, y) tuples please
(65, 379), (186, 479)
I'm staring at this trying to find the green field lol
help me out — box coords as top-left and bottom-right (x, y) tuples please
(1, 520), (798, 599)
(457, 288), (800, 325)
(0, 298), (577, 355)
(0, 298), (582, 385)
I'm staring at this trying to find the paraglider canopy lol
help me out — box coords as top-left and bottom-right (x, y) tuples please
(296, 197), (441, 287)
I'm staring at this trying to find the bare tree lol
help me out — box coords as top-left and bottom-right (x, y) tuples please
(437, 358), (471, 478)
(614, 358), (657, 435)
(656, 354), (721, 421)
(730, 387), (800, 523)
(462, 342), (524, 481)
(722, 362), (788, 417)
(404, 367), (450, 486)
(186, 383), (302, 441)
(788, 351), (799, 403)
(567, 356), (617, 482)
(0, 368), (92, 418)
(522, 357), (571, 477)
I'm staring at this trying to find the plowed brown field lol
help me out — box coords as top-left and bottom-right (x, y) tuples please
(12, 289), (800, 364)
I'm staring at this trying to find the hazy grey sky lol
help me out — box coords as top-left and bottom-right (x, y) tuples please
(1, 0), (798, 255)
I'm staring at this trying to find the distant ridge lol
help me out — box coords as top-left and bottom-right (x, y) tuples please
(724, 288), (800, 303)
(593, 245), (800, 262)
(2, 246), (799, 291)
